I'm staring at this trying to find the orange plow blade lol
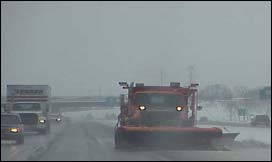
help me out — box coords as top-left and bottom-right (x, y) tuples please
(114, 126), (238, 150)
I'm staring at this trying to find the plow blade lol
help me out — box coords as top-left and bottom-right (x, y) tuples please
(221, 133), (240, 144)
(115, 126), (229, 150)
(211, 133), (240, 150)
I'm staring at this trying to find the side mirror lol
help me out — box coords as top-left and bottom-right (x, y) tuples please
(197, 106), (203, 111)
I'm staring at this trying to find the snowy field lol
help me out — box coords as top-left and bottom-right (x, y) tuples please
(197, 100), (271, 123)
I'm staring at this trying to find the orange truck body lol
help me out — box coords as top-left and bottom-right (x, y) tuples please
(114, 82), (238, 149)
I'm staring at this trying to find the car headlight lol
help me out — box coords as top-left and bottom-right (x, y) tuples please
(138, 105), (146, 111)
(56, 118), (61, 121)
(10, 128), (19, 133)
(39, 119), (45, 123)
(176, 106), (183, 111)
(38, 116), (47, 123)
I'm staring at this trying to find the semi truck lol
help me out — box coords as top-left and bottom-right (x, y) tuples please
(6, 85), (51, 134)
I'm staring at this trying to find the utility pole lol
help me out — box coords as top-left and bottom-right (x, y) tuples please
(188, 66), (194, 84)
(187, 65), (194, 85)
(160, 68), (163, 86)
(160, 68), (164, 86)
(98, 85), (102, 97)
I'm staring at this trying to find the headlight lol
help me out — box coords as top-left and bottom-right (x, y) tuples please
(176, 106), (183, 111)
(38, 116), (46, 123)
(39, 119), (45, 123)
(56, 118), (61, 121)
(10, 128), (19, 133)
(138, 105), (146, 111)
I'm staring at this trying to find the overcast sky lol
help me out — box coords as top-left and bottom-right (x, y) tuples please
(1, 1), (271, 96)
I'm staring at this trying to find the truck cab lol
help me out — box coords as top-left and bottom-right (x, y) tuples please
(118, 82), (198, 127)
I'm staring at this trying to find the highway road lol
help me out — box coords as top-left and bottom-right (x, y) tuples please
(1, 121), (65, 161)
(1, 108), (271, 161)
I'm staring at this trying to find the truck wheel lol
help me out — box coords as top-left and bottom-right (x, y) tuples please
(16, 136), (24, 144)
(115, 130), (125, 149)
(114, 130), (129, 149)
(39, 126), (50, 135)
(39, 130), (46, 134)
(114, 131), (121, 149)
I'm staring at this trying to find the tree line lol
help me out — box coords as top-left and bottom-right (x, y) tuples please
(198, 84), (269, 101)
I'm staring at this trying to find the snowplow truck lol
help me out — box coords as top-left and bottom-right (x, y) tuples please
(114, 82), (239, 150)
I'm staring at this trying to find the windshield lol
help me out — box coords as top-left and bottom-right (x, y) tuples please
(13, 103), (41, 111)
(135, 93), (185, 108)
(1, 115), (21, 124)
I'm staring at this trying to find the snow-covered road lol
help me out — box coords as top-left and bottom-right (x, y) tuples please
(1, 108), (271, 161)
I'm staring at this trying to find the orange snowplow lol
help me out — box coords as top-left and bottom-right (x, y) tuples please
(114, 82), (239, 150)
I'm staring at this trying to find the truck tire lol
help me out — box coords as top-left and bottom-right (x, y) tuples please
(39, 130), (46, 134)
(114, 130), (129, 149)
(114, 131), (121, 149)
(39, 125), (50, 135)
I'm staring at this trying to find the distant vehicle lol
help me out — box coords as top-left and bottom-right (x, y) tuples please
(251, 115), (270, 126)
(6, 85), (51, 134)
(1, 113), (24, 144)
(50, 107), (62, 123)
(50, 113), (62, 123)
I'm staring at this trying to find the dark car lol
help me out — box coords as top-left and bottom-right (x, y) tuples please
(1, 113), (24, 144)
(251, 115), (270, 127)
